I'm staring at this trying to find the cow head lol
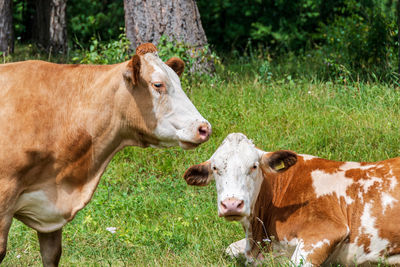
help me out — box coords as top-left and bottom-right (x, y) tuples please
(122, 43), (211, 149)
(183, 133), (297, 222)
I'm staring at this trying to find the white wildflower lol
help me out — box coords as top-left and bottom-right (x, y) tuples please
(106, 227), (117, 234)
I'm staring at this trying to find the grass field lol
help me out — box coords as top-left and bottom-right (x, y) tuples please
(2, 49), (400, 266)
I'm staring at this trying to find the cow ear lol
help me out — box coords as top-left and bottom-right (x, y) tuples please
(261, 150), (297, 173)
(183, 161), (213, 186)
(124, 55), (141, 85)
(166, 57), (185, 76)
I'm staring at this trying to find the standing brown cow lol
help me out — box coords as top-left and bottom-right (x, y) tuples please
(0, 43), (211, 266)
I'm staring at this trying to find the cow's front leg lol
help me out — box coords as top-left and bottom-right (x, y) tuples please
(0, 215), (13, 263)
(225, 238), (246, 258)
(37, 228), (62, 267)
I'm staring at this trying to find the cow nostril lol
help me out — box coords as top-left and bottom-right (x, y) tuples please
(197, 124), (210, 141)
(221, 201), (227, 210)
(237, 200), (244, 209)
(198, 125), (208, 137)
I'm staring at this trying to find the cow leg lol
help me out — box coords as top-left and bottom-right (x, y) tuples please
(37, 228), (62, 267)
(0, 214), (13, 263)
(290, 224), (349, 266)
(225, 238), (246, 258)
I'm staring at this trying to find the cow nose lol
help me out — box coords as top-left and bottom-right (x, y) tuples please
(197, 122), (211, 142)
(219, 197), (244, 217)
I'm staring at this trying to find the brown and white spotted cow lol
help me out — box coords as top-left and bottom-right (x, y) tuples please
(184, 133), (400, 266)
(0, 43), (211, 266)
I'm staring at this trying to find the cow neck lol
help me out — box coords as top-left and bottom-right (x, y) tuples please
(248, 171), (275, 255)
(85, 60), (157, 166)
(81, 63), (128, 174)
(247, 167), (299, 256)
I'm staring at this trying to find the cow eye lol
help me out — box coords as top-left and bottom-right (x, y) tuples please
(212, 166), (217, 171)
(151, 82), (166, 92)
(253, 165), (257, 169)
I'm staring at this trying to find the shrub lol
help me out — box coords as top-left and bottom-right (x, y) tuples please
(72, 31), (131, 64)
(318, 0), (397, 81)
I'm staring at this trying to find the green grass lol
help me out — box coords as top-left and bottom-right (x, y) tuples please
(2, 49), (400, 266)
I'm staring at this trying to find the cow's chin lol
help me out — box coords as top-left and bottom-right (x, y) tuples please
(178, 140), (200, 150)
(223, 215), (245, 222)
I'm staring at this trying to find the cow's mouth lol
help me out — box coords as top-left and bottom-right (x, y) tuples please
(223, 215), (244, 221)
(179, 140), (200, 150)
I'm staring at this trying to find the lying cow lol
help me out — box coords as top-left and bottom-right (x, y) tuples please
(184, 133), (400, 266)
(0, 43), (211, 266)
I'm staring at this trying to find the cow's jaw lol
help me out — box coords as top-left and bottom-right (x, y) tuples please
(144, 54), (211, 150)
(211, 133), (264, 221)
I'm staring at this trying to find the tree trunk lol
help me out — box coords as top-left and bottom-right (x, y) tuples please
(33, 0), (67, 54)
(124, 0), (214, 73)
(0, 0), (14, 55)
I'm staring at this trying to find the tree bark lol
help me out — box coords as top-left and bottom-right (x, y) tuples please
(33, 0), (67, 54)
(0, 0), (14, 54)
(124, 0), (213, 73)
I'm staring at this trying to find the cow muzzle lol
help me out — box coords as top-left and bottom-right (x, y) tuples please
(178, 121), (211, 149)
(219, 197), (245, 221)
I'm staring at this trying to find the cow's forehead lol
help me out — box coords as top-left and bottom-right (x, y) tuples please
(211, 133), (261, 168)
(142, 53), (179, 83)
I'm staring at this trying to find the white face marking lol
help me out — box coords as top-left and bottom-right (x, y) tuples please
(14, 190), (67, 233)
(311, 169), (354, 204)
(210, 133), (265, 219)
(143, 53), (211, 147)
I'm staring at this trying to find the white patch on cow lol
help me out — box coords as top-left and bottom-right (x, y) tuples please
(225, 238), (246, 258)
(358, 203), (390, 259)
(339, 162), (361, 170)
(311, 169), (354, 204)
(386, 254), (400, 265)
(381, 192), (397, 214)
(388, 176), (398, 191)
(311, 239), (330, 251)
(359, 176), (381, 193)
(143, 53), (210, 147)
(300, 154), (316, 161)
(14, 190), (67, 233)
(290, 239), (312, 267)
(275, 237), (327, 266)
(340, 162), (375, 171)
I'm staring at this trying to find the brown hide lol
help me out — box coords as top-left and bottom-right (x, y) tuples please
(249, 155), (400, 265)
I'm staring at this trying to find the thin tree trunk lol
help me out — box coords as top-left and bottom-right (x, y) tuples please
(124, 0), (213, 73)
(34, 0), (67, 54)
(0, 0), (14, 55)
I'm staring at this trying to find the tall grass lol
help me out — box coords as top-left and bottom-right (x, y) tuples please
(2, 47), (400, 266)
